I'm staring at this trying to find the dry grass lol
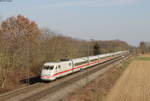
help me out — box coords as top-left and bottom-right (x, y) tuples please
(105, 55), (150, 101)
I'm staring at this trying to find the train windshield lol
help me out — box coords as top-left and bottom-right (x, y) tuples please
(43, 66), (54, 70)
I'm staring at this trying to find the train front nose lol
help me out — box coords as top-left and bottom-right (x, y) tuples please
(41, 64), (56, 81)
(41, 69), (52, 81)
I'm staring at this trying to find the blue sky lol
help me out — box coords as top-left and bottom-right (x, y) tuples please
(0, 0), (150, 46)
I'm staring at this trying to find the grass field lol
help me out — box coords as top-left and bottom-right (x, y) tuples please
(136, 57), (150, 61)
(105, 54), (150, 101)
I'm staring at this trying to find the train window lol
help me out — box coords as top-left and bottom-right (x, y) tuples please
(69, 63), (71, 66)
(75, 61), (88, 66)
(100, 56), (110, 59)
(58, 65), (61, 68)
(90, 58), (98, 62)
(43, 66), (54, 70)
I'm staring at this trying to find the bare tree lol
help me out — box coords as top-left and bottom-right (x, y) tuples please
(0, 15), (41, 87)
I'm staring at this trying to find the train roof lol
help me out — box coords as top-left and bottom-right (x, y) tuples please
(44, 61), (71, 65)
(44, 62), (58, 66)
(43, 51), (129, 65)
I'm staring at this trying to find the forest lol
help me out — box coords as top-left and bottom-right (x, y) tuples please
(0, 15), (140, 93)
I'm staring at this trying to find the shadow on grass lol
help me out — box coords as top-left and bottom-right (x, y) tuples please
(19, 76), (41, 85)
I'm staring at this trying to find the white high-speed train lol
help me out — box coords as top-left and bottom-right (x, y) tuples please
(41, 51), (129, 81)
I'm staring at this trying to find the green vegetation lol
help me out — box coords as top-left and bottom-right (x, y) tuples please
(93, 41), (101, 55)
(136, 57), (150, 61)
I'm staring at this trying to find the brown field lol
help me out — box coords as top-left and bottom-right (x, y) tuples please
(105, 55), (150, 101)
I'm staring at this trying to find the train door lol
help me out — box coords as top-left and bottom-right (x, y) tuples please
(71, 60), (75, 73)
(57, 65), (61, 77)
(69, 61), (73, 74)
(55, 65), (61, 78)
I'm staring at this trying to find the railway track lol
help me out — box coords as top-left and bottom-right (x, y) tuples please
(0, 55), (131, 101)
